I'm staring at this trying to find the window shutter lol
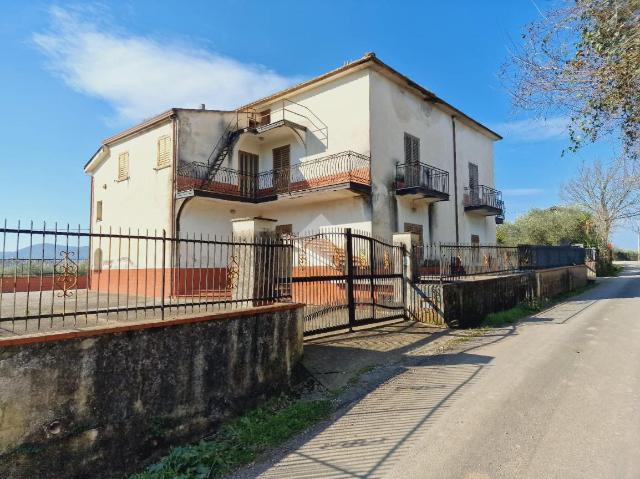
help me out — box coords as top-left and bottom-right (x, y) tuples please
(404, 133), (419, 163)
(96, 201), (103, 221)
(118, 152), (129, 181)
(157, 135), (172, 168)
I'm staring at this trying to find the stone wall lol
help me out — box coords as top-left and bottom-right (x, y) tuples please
(0, 303), (303, 479)
(439, 265), (590, 328)
(534, 265), (588, 299)
(440, 273), (535, 328)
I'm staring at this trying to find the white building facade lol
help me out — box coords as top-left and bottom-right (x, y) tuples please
(85, 53), (504, 247)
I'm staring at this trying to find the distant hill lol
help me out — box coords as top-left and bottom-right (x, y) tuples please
(1, 244), (89, 260)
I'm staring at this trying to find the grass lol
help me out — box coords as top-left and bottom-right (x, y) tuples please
(482, 283), (597, 328)
(130, 395), (332, 479)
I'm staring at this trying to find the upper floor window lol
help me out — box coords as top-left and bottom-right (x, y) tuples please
(96, 200), (103, 222)
(468, 162), (479, 189)
(117, 151), (129, 181)
(404, 133), (420, 164)
(157, 135), (172, 168)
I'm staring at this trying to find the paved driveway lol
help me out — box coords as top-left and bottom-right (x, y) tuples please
(234, 263), (640, 478)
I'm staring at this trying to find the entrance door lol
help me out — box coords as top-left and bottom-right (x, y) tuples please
(273, 145), (290, 193)
(238, 151), (258, 197)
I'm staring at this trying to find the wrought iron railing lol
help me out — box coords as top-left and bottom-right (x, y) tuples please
(463, 185), (504, 211)
(412, 243), (587, 281)
(395, 162), (449, 196)
(0, 222), (292, 335)
(176, 151), (371, 200)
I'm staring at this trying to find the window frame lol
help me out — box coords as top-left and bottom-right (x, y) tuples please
(117, 151), (130, 181)
(96, 200), (103, 222)
(156, 135), (172, 169)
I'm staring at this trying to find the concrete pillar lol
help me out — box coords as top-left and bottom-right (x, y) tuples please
(231, 217), (281, 306)
(393, 232), (419, 281)
(392, 232), (419, 308)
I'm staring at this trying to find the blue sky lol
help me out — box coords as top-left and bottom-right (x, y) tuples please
(0, 0), (635, 248)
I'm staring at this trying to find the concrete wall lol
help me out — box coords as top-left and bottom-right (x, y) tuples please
(437, 265), (590, 328)
(0, 303), (304, 479)
(177, 110), (236, 165)
(534, 265), (588, 299)
(179, 194), (371, 239)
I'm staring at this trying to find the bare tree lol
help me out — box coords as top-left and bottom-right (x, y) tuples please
(563, 158), (640, 250)
(502, 0), (640, 157)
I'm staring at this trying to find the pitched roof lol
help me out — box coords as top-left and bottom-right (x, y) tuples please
(238, 52), (502, 140)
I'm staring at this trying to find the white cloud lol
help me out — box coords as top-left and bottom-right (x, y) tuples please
(502, 188), (545, 197)
(494, 117), (570, 142)
(33, 6), (299, 124)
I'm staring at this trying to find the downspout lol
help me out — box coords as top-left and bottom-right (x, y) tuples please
(451, 116), (460, 243)
(170, 112), (178, 296)
(427, 202), (433, 244)
(89, 175), (94, 289)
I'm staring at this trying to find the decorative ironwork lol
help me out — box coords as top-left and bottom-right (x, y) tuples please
(356, 249), (368, 268)
(383, 251), (391, 271)
(226, 255), (239, 290)
(54, 251), (78, 297)
(331, 248), (346, 271)
(298, 244), (307, 272)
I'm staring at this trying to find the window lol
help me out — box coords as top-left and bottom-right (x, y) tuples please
(468, 162), (479, 189)
(471, 234), (480, 246)
(273, 145), (291, 192)
(404, 133), (420, 164)
(157, 135), (172, 168)
(404, 222), (424, 245)
(276, 224), (293, 237)
(118, 152), (129, 181)
(96, 201), (103, 222)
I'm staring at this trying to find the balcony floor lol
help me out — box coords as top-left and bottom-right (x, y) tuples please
(176, 180), (370, 205)
(464, 205), (503, 216)
(396, 186), (449, 202)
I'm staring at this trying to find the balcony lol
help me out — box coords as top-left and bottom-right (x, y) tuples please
(176, 151), (371, 203)
(395, 162), (449, 202)
(463, 185), (504, 216)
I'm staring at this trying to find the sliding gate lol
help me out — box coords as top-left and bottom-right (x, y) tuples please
(289, 229), (406, 336)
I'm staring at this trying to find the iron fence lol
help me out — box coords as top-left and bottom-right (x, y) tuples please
(395, 162), (449, 196)
(412, 243), (588, 281)
(176, 150), (370, 200)
(517, 245), (586, 270)
(463, 185), (504, 211)
(0, 222), (291, 335)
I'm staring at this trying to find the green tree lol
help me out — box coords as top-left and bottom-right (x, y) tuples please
(503, 0), (640, 157)
(497, 206), (596, 246)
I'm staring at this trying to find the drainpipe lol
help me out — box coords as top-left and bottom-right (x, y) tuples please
(451, 116), (460, 243)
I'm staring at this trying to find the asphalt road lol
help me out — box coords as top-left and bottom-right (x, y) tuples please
(236, 263), (640, 479)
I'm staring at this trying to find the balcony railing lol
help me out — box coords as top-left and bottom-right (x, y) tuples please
(395, 162), (449, 199)
(463, 185), (504, 214)
(176, 151), (371, 202)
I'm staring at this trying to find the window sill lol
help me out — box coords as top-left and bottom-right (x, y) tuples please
(153, 164), (172, 171)
(115, 177), (130, 183)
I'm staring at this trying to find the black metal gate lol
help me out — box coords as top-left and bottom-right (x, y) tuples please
(288, 228), (406, 336)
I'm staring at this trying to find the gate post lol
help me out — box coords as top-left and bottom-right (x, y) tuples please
(231, 217), (278, 306)
(345, 228), (356, 330)
(393, 232), (419, 315)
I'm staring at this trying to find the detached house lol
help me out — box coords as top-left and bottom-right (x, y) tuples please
(85, 53), (504, 247)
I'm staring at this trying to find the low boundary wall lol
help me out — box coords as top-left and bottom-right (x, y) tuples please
(0, 303), (304, 479)
(438, 265), (590, 328)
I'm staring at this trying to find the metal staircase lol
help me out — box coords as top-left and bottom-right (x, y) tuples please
(200, 121), (242, 189)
